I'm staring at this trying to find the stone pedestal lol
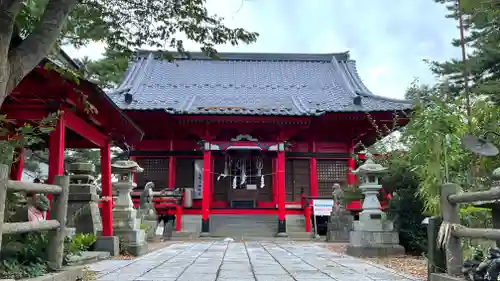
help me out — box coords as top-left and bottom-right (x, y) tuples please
(326, 184), (353, 242)
(326, 210), (353, 242)
(346, 213), (404, 257)
(142, 219), (159, 241)
(95, 236), (120, 256)
(112, 181), (148, 256)
(111, 161), (148, 256)
(66, 163), (103, 235)
(346, 153), (404, 257)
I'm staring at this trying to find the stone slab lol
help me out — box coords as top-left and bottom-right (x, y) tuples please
(90, 241), (421, 281)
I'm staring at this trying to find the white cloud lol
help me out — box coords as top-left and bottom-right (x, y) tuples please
(64, 0), (461, 99)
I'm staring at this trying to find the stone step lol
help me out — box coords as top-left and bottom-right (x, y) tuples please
(288, 232), (314, 238)
(209, 215), (277, 237)
(171, 231), (195, 238)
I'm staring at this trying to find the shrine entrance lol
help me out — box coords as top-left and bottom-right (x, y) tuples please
(213, 148), (273, 209)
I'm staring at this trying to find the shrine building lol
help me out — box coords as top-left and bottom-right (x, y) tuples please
(107, 51), (412, 234)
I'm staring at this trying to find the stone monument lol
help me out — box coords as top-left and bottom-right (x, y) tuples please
(326, 183), (353, 242)
(111, 160), (148, 256)
(66, 162), (103, 235)
(138, 181), (159, 241)
(345, 153), (404, 257)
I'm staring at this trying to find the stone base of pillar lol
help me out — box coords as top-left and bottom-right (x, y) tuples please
(347, 229), (404, 257)
(95, 236), (119, 256)
(276, 219), (288, 237)
(200, 217), (210, 236)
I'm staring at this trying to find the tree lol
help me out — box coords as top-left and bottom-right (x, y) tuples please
(432, 0), (500, 103)
(0, 0), (258, 107)
(74, 50), (130, 89)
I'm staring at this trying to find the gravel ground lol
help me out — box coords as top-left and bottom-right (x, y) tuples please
(325, 243), (428, 280)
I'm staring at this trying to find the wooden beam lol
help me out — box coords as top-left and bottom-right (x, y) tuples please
(63, 110), (107, 148)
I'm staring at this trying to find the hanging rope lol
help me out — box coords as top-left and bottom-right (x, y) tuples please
(256, 157), (263, 176)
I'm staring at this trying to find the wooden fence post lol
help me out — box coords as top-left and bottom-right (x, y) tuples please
(427, 216), (446, 281)
(47, 175), (70, 270)
(441, 183), (463, 276)
(0, 164), (10, 255)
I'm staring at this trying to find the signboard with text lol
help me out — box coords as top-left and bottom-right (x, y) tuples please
(193, 159), (204, 199)
(312, 199), (334, 216)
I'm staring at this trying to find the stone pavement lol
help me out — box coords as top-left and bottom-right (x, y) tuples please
(88, 241), (424, 281)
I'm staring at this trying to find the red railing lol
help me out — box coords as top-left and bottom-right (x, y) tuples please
(300, 193), (312, 232)
(97, 192), (184, 231)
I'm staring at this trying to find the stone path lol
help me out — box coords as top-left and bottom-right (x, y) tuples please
(89, 241), (424, 281)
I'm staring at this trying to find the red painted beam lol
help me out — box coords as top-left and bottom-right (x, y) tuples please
(3, 109), (51, 121)
(65, 139), (99, 149)
(63, 110), (107, 147)
(175, 115), (312, 124)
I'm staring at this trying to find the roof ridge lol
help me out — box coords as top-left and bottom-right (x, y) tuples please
(135, 50), (351, 62)
(360, 94), (414, 104)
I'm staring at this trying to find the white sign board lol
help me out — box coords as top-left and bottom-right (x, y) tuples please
(312, 199), (334, 216)
(193, 159), (204, 199)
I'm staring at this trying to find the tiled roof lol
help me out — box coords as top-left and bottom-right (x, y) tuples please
(108, 51), (413, 116)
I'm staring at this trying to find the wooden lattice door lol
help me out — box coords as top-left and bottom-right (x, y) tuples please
(136, 158), (169, 191)
(285, 159), (310, 202)
(316, 160), (348, 196)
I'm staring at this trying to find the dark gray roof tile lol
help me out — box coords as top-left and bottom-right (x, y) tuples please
(108, 52), (412, 115)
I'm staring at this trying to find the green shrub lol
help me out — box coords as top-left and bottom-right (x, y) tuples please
(71, 233), (96, 252)
(388, 188), (428, 254)
(0, 231), (82, 279)
(383, 155), (428, 255)
(459, 205), (495, 257)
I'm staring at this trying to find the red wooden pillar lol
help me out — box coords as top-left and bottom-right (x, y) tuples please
(347, 147), (356, 186)
(272, 158), (277, 207)
(168, 140), (176, 189)
(10, 148), (24, 180)
(309, 141), (318, 198)
(277, 145), (286, 235)
(100, 141), (113, 236)
(168, 157), (176, 189)
(201, 144), (212, 234)
(47, 114), (65, 219)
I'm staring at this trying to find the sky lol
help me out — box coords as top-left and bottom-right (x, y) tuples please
(64, 0), (461, 100)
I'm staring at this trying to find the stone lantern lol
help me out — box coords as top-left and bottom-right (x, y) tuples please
(345, 153), (404, 257)
(111, 160), (143, 212)
(66, 162), (102, 236)
(353, 153), (387, 220)
(110, 160), (148, 256)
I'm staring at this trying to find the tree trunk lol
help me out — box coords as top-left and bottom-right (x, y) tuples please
(0, 0), (79, 109)
(0, 58), (9, 109)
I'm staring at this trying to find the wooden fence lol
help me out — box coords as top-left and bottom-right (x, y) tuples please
(0, 164), (70, 270)
(430, 183), (500, 279)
